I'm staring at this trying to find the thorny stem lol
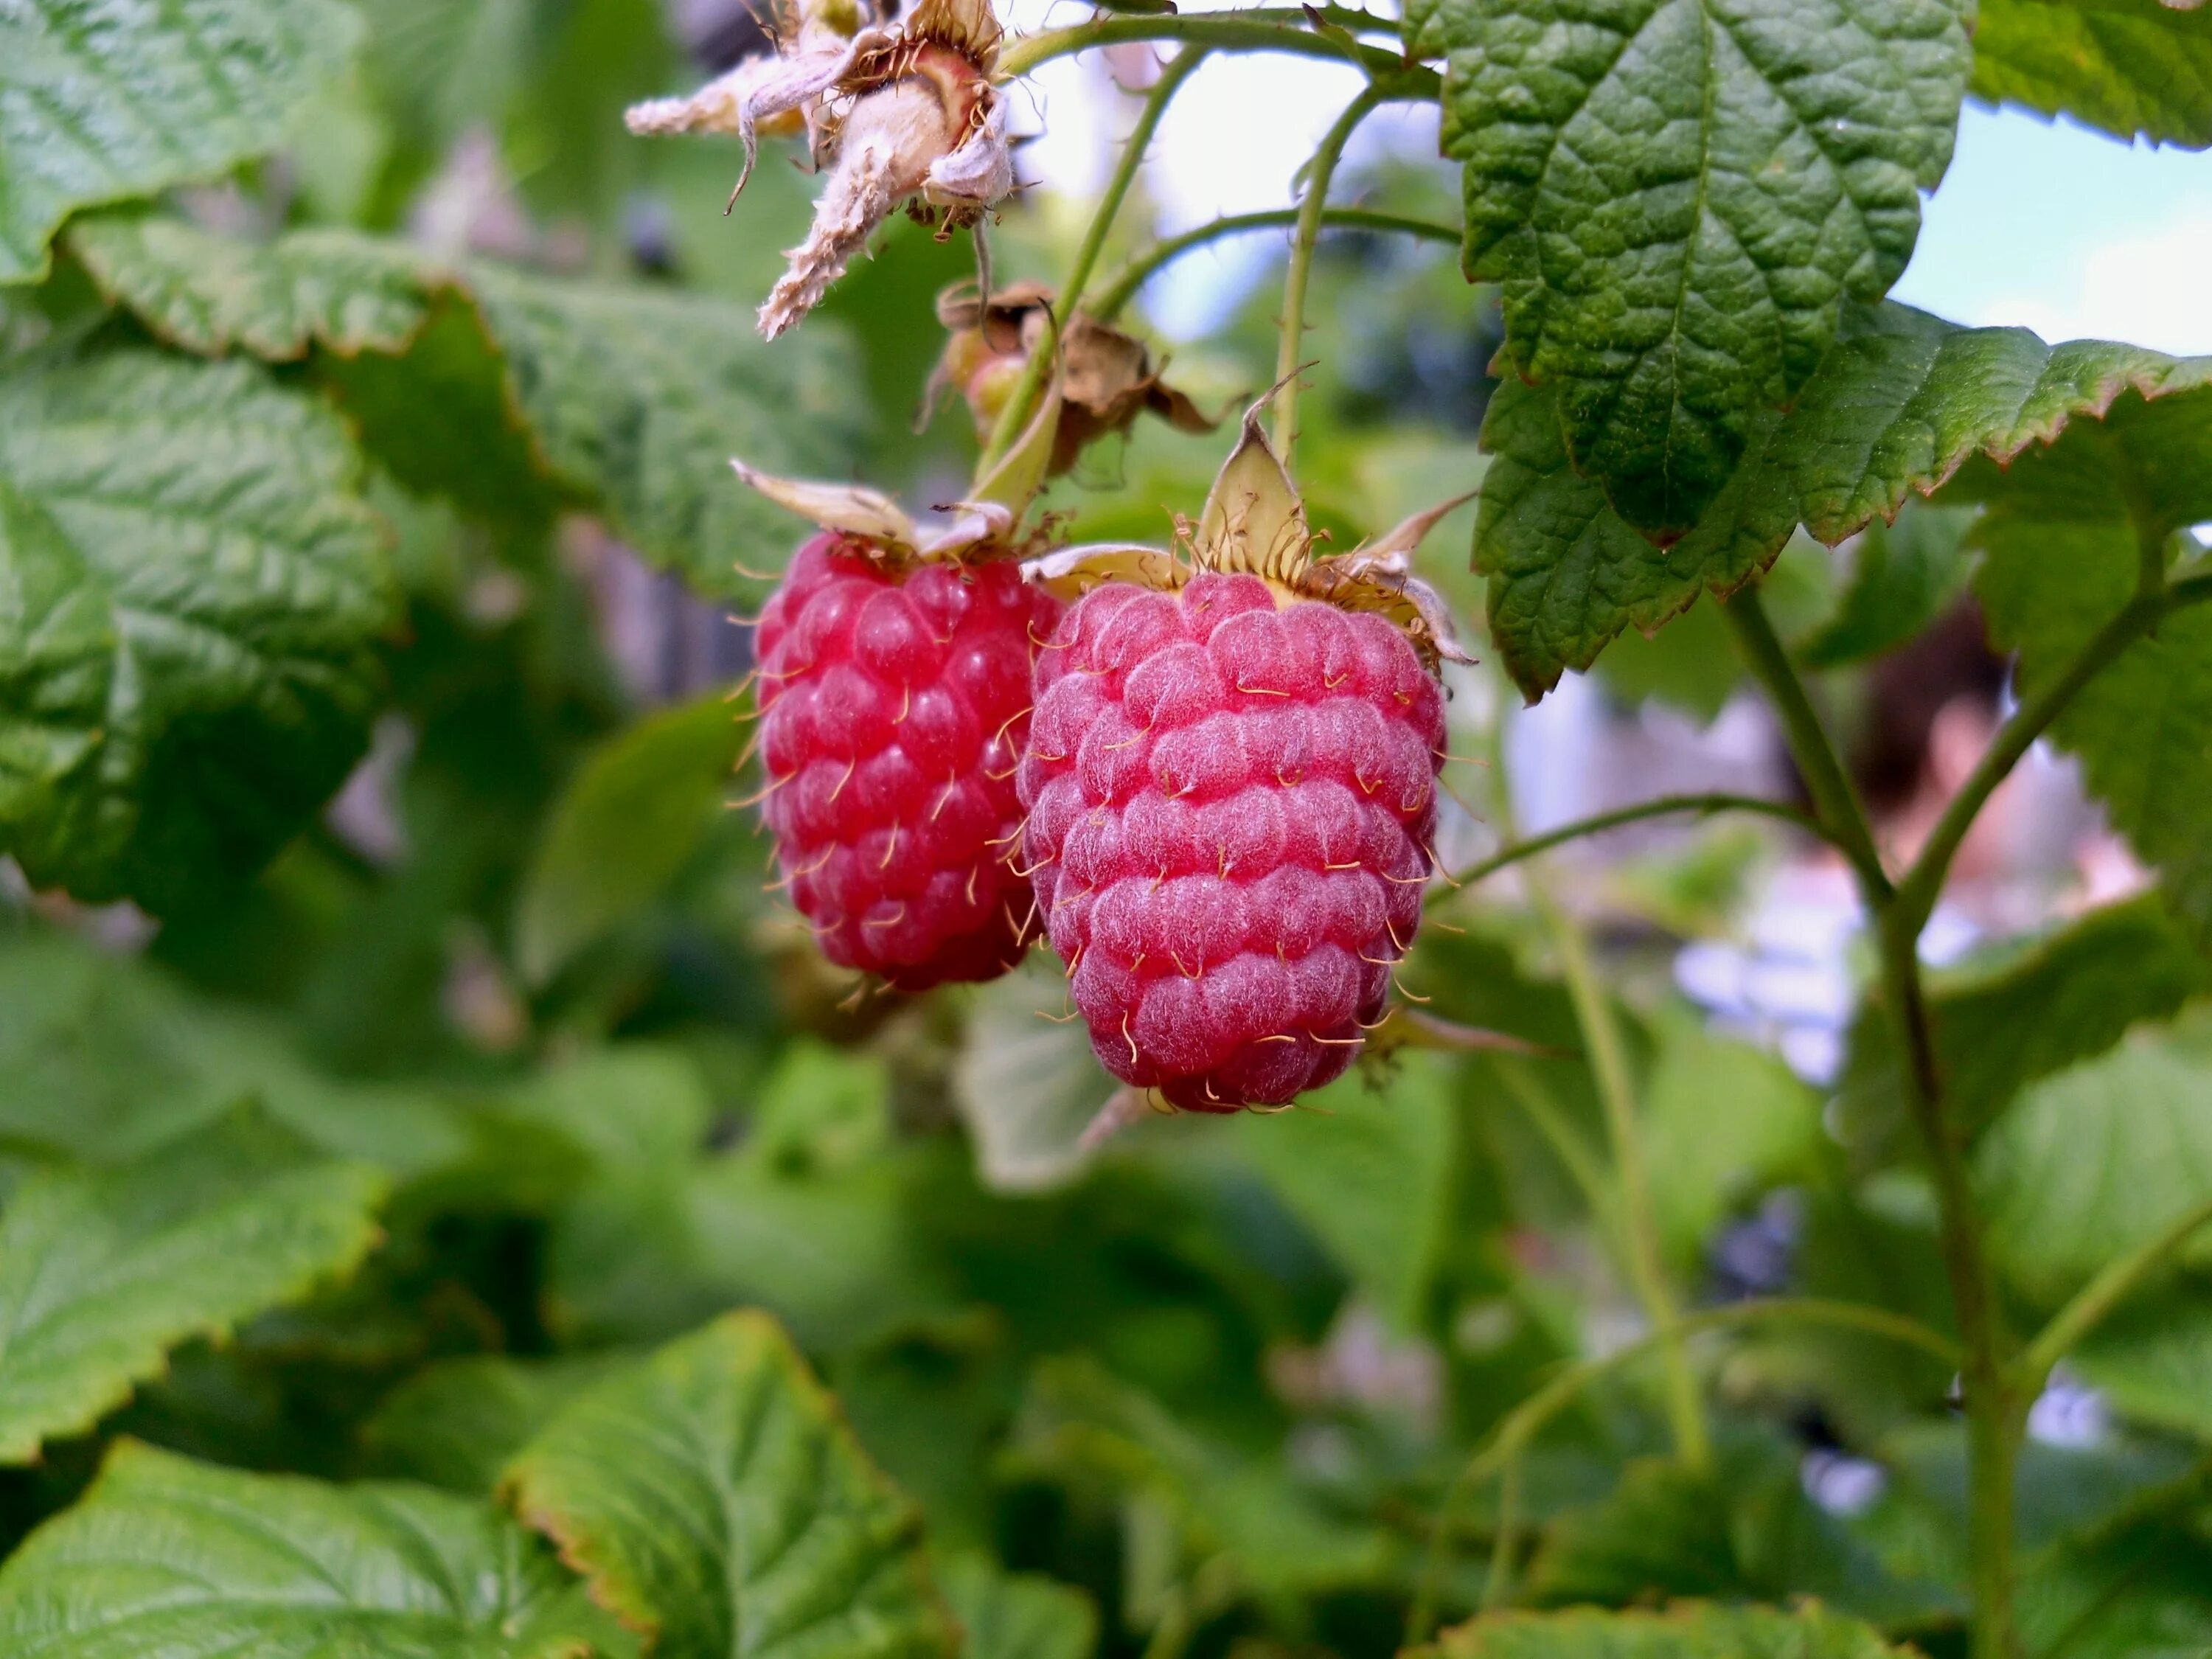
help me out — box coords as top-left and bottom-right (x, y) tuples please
(1091, 206), (1461, 322)
(1427, 790), (1843, 905)
(1722, 581), (2016, 1659)
(1484, 692), (1710, 1477)
(1405, 1296), (1959, 1642)
(996, 7), (1422, 81)
(1273, 82), (1388, 458)
(978, 47), (1208, 473)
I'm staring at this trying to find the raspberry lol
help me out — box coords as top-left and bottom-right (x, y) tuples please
(1018, 571), (1446, 1110)
(754, 531), (1060, 991)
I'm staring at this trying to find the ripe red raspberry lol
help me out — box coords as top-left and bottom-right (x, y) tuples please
(754, 531), (1061, 991)
(1018, 571), (1446, 1110)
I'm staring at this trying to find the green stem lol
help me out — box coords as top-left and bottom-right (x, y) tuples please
(1536, 878), (1711, 1474)
(1892, 557), (2212, 936)
(1481, 688), (1708, 1473)
(1272, 83), (1388, 457)
(1725, 578), (2016, 1659)
(1405, 1295), (1959, 1643)
(976, 47), (1207, 473)
(996, 8), (1420, 80)
(1718, 588), (1892, 897)
(1491, 1055), (1612, 1222)
(2020, 1191), (2212, 1392)
(1428, 790), (1842, 905)
(1091, 207), (1461, 322)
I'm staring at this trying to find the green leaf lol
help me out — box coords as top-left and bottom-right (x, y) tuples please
(1796, 499), (1975, 668)
(0, 1110), (386, 1464)
(68, 209), (431, 356)
(2072, 1289), (2212, 1442)
(1424, 1599), (1912, 1658)
(950, 957), (1123, 1194)
(501, 1310), (956, 1659)
(361, 1353), (630, 1495)
(1229, 1052), (1455, 1327)
(1975, 1014), (2212, 1304)
(1428, 0), (1970, 538)
(0, 1439), (616, 1658)
(66, 211), (871, 597)
(1973, 0), (2212, 147)
(515, 695), (744, 984)
(0, 348), (393, 908)
(1838, 895), (2210, 1152)
(937, 1554), (1096, 1659)
(0, 0), (358, 285)
(1475, 301), (2212, 698)
(1963, 390), (2212, 947)
(1523, 1441), (1944, 1623)
(1641, 1007), (1821, 1274)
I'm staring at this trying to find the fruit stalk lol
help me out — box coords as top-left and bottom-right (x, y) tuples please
(1272, 82), (1387, 459)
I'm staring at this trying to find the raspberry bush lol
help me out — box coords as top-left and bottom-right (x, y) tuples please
(2, 4), (2211, 1659)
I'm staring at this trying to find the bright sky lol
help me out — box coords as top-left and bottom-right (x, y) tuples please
(1004, 4), (2212, 356)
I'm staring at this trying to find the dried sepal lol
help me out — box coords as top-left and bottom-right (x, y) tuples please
(1021, 541), (1185, 600)
(926, 282), (1218, 476)
(730, 461), (919, 552)
(627, 0), (1012, 339)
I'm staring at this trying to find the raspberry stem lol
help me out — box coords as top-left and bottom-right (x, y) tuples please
(1091, 207), (1460, 323)
(1273, 82), (1387, 459)
(977, 47), (1209, 475)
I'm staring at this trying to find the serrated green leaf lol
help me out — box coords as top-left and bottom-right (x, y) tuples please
(1425, 1599), (1912, 1658)
(0, 0), (357, 285)
(1796, 499), (1975, 667)
(1974, 0), (2212, 147)
(1961, 388), (2212, 947)
(1430, 0), (1970, 538)
(1975, 1015), (2212, 1304)
(501, 1310), (957, 1659)
(1838, 895), (2210, 1152)
(0, 347), (393, 909)
(937, 1554), (1097, 1659)
(66, 211), (870, 597)
(69, 209), (431, 356)
(515, 695), (745, 984)
(361, 1353), (631, 1495)
(1475, 302), (2212, 698)
(0, 1439), (616, 1658)
(0, 1110), (386, 1463)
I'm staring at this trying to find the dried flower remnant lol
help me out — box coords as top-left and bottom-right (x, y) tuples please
(625, 0), (1014, 338)
(926, 282), (1218, 474)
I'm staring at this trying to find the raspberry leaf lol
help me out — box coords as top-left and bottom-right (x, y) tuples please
(951, 958), (1127, 1194)
(1428, 0), (1972, 538)
(500, 1310), (956, 1659)
(361, 1354), (631, 1495)
(1475, 302), (2212, 699)
(1419, 1601), (1913, 1658)
(1839, 896), (2211, 1155)
(0, 1440), (619, 1658)
(1973, 0), (2212, 147)
(0, 0), (356, 285)
(67, 210), (869, 597)
(1976, 1012), (2212, 1306)
(0, 348), (393, 911)
(514, 695), (746, 987)
(0, 1110), (386, 1464)
(936, 1554), (1097, 1659)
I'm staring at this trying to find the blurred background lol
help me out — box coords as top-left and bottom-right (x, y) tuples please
(7, 0), (2212, 1649)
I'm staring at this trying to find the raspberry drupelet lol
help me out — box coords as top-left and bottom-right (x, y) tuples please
(754, 529), (1061, 992)
(1018, 411), (1468, 1110)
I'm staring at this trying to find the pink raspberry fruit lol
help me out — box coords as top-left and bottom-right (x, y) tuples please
(1018, 571), (1446, 1110)
(753, 531), (1062, 991)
